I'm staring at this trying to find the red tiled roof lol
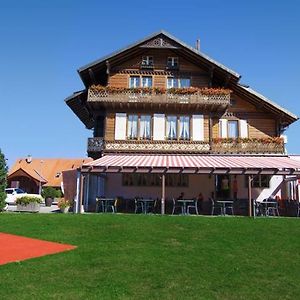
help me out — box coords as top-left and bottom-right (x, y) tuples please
(9, 158), (93, 187)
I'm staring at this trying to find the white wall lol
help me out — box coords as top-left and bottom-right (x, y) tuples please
(106, 174), (215, 200)
(105, 173), (284, 202)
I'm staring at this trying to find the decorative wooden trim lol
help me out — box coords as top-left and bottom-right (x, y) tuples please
(88, 88), (230, 107)
(140, 36), (178, 49)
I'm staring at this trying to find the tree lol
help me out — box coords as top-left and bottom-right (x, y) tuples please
(0, 149), (8, 211)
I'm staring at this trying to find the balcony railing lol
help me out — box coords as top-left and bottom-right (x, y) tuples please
(211, 139), (285, 154)
(88, 137), (285, 155)
(88, 86), (231, 107)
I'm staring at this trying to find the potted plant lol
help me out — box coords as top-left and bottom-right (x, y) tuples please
(42, 187), (62, 207)
(58, 199), (71, 213)
(16, 196), (42, 212)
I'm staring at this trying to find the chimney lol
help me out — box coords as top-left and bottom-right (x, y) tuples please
(196, 39), (200, 51)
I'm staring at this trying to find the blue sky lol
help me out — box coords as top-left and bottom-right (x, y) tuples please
(1, 0), (300, 166)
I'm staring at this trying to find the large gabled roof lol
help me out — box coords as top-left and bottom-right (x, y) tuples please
(77, 30), (241, 86)
(234, 84), (298, 124)
(67, 30), (298, 127)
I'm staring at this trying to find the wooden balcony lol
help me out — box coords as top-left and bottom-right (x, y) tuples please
(87, 86), (231, 111)
(87, 137), (285, 155)
(211, 138), (285, 154)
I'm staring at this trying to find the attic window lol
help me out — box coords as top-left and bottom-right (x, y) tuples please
(167, 57), (178, 69)
(55, 172), (61, 178)
(141, 56), (154, 69)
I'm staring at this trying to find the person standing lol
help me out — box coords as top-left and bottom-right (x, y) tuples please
(233, 176), (238, 200)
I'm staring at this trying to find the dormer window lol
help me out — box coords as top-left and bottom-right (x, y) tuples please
(167, 57), (178, 69)
(141, 56), (154, 69)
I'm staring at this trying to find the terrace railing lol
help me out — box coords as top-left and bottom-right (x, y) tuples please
(88, 137), (285, 155)
(87, 86), (231, 107)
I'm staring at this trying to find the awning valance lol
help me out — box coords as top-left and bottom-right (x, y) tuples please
(81, 154), (300, 176)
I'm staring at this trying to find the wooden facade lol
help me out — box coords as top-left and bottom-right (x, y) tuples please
(65, 31), (297, 159)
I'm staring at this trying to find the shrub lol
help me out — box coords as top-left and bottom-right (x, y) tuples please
(58, 199), (71, 209)
(0, 149), (8, 212)
(42, 187), (62, 199)
(16, 196), (42, 205)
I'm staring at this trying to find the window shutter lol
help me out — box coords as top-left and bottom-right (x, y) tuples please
(115, 113), (127, 140)
(219, 119), (228, 138)
(192, 115), (204, 141)
(153, 114), (165, 140)
(239, 119), (248, 138)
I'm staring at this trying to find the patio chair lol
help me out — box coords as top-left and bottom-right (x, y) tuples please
(187, 199), (199, 215)
(146, 199), (157, 214)
(95, 197), (105, 213)
(172, 198), (183, 215)
(104, 198), (118, 213)
(224, 201), (234, 215)
(210, 198), (221, 215)
(264, 198), (280, 217)
(134, 197), (144, 213)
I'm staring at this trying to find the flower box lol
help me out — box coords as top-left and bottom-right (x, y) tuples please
(16, 202), (40, 213)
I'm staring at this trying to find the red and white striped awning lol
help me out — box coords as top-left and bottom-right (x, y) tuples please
(82, 155), (300, 175)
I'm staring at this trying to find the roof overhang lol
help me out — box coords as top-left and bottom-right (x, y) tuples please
(81, 154), (300, 176)
(65, 90), (94, 129)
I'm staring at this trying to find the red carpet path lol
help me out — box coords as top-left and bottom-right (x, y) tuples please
(0, 232), (76, 265)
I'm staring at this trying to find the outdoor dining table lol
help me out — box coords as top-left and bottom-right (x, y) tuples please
(177, 199), (195, 215)
(257, 201), (279, 216)
(95, 198), (116, 213)
(138, 199), (155, 214)
(216, 200), (234, 216)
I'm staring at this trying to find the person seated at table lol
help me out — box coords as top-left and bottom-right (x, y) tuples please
(177, 192), (184, 200)
(197, 192), (204, 211)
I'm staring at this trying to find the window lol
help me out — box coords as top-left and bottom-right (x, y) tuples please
(228, 120), (239, 138)
(142, 76), (153, 88)
(166, 116), (177, 140)
(140, 115), (151, 139)
(167, 57), (178, 68)
(129, 76), (140, 88)
(179, 116), (190, 140)
(122, 173), (188, 187)
(142, 56), (153, 66)
(180, 78), (191, 88)
(167, 77), (191, 89)
(167, 78), (179, 89)
(245, 175), (270, 188)
(127, 115), (138, 139)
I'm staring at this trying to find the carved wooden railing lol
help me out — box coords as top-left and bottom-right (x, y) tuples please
(211, 140), (285, 154)
(88, 87), (231, 106)
(88, 138), (210, 153)
(88, 138), (285, 154)
(88, 137), (104, 152)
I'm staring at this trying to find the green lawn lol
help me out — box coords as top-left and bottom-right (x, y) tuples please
(0, 214), (299, 300)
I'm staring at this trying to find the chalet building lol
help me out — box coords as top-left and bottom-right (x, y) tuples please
(66, 30), (300, 214)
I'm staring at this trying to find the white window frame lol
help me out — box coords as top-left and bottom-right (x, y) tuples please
(167, 57), (178, 67)
(129, 76), (140, 88)
(167, 77), (190, 89)
(127, 114), (138, 139)
(142, 56), (153, 66)
(141, 76), (153, 88)
(227, 120), (239, 139)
